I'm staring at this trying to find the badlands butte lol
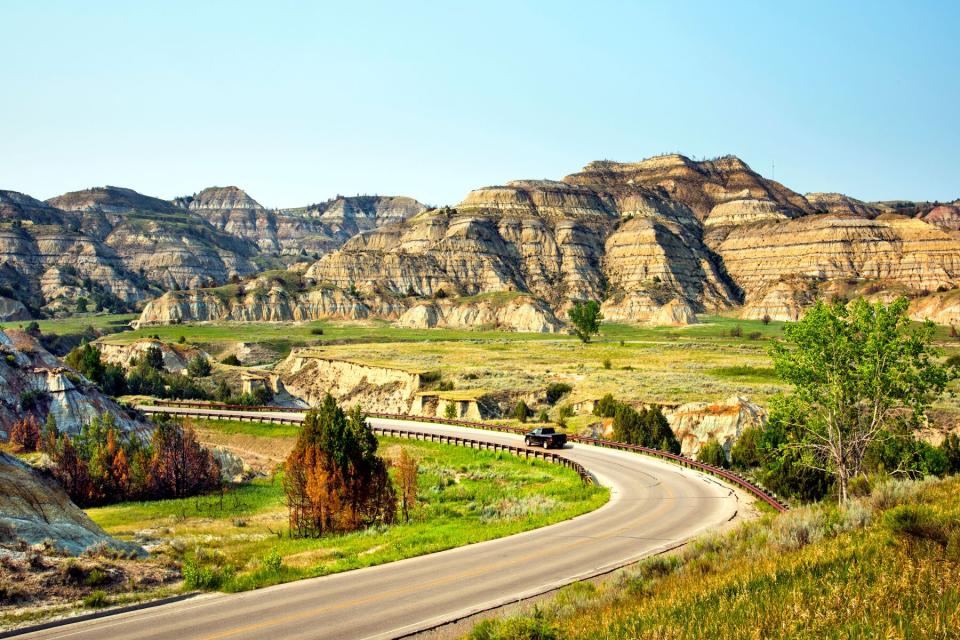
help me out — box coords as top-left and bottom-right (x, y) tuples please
(2, 153), (960, 330)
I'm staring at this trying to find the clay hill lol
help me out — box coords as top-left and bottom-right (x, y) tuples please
(0, 328), (147, 439)
(135, 154), (960, 330)
(0, 185), (425, 319)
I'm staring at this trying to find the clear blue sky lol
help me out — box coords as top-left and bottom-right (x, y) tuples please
(2, 1), (957, 208)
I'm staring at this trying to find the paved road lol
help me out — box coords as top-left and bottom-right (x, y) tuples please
(22, 409), (740, 640)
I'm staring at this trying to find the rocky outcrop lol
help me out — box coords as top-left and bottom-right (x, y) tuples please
(397, 295), (563, 333)
(718, 214), (960, 316)
(922, 204), (960, 232)
(805, 192), (881, 218)
(908, 291), (960, 326)
(0, 329), (147, 438)
(0, 296), (30, 321)
(134, 279), (406, 327)
(97, 339), (208, 374)
(666, 395), (766, 458)
(0, 452), (142, 556)
(650, 298), (699, 326)
(564, 154), (814, 220)
(274, 349), (422, 413)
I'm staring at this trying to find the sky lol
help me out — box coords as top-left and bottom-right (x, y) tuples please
(1, 0), (957, 208)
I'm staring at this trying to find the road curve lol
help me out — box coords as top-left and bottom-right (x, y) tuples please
(20, 409), (741, 640)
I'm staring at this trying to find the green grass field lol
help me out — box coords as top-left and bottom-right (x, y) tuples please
(467, 476), (960, 640)
(88, 435), (608, 593)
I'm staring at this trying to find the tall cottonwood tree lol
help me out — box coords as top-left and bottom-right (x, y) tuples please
(284, 395), (396, 537)
(769, 298), (953, 503)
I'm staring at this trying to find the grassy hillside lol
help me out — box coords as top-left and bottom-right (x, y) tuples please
(467, 476), (960, 640)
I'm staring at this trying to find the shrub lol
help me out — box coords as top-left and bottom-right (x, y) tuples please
(762, 314), (772, 325)
(182, 559), (229, 590)
(437, 380), (455, 391)
(697, 438), (728, 468)
(220, 354), (242, 366)
(178, 335), (186, 344)
(444, 403), (457, 420)
(772, 506), (829, 550)
(263, 547), (282, 575)
(309, 327), (324, 336)
(84, 569), (109, 587)
(884, 504), (948, 544)
(83, 590), (110, 608)
(19, 389), (48, 411)
(747, 331), (763, 340)
(545, 383), (572, 405)
(513, 400), (530, 423)
(538, 409), (549, 423)
(558, 404), (574, 420)
(870, 477), (931, 511)
(602, 358), (612, 369)
(468, 607), (560, 640)
(729, 325), (743, 338)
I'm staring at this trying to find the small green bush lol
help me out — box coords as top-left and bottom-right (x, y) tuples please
(444, 403), (457, 420)
(84, 569), (109, 587)
(884, 504), (948, 544)
(513, 400), (530, 423)
(220, 354), (242, 366)
(309, 327), (324, 336)
(83, 590), (110, 608)
(602, 358), (612, 369)
(263, 547), (282, 575)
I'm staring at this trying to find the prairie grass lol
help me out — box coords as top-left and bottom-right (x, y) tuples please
(88, 436), (608, 592)
(466, 476), (960, 640)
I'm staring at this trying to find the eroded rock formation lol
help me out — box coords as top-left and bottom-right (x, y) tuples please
(0, 329), (147, 438)
(0, 452), (143, 556)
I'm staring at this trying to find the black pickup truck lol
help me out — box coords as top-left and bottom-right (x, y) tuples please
(524, 427), (567, 449)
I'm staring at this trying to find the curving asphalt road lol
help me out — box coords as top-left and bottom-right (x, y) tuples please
(19, 410), (741, 640)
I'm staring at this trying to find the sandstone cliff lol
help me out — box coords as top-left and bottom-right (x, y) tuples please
(397, 294), (562, 333)
(716, 214), (960, 321)
(97, 339), (209, 374)
(0, 452), (142, 556)
(0, 329), (147, 438)
(274, 349), (422, 413)
(666, 395), (766, 458)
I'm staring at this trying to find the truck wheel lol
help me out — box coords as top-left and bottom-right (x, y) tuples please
(525, 438), (531, 447)
(543, 440), (551, 450)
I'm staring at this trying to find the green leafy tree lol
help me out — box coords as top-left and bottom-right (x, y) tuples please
(769, 298), (953, 503)
(568, 300), (603, 343)
(942, 433), (960, 475)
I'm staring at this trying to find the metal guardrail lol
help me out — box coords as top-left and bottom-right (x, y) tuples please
(148, 400), (787, 511)
(142, 406), (593, 484)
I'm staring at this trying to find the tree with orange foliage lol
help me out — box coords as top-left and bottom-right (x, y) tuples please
(9, 415), (40, 452)
(284, 395), (395, 537)
(397, 447), (418, 523)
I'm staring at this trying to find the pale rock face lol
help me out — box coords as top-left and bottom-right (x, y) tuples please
(805, 192), (881, 218)
(0, 329), (148, 438)
(908, 291), (960, 326)
(97, 339), (209, 374)
(396, 296), (563, 333)
(718, 215), (960, 301)
(0, 452), (143, 556)
(604, 215), (736, 312)
(922, 205), (960, 232)
(704, 199), (795, 229)
(650, 298), (699, 326)
(564, 155), (814, 220)
(134, 286), (406, 327)
(0, 296), (29, 321)
(666, 395), (766, 458)
(274, 349), (421, 413)
(741, 279), (816, 322)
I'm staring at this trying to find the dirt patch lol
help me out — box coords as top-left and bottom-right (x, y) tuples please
(194, 428), (294, 475)
(0, 542), (179, 628)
